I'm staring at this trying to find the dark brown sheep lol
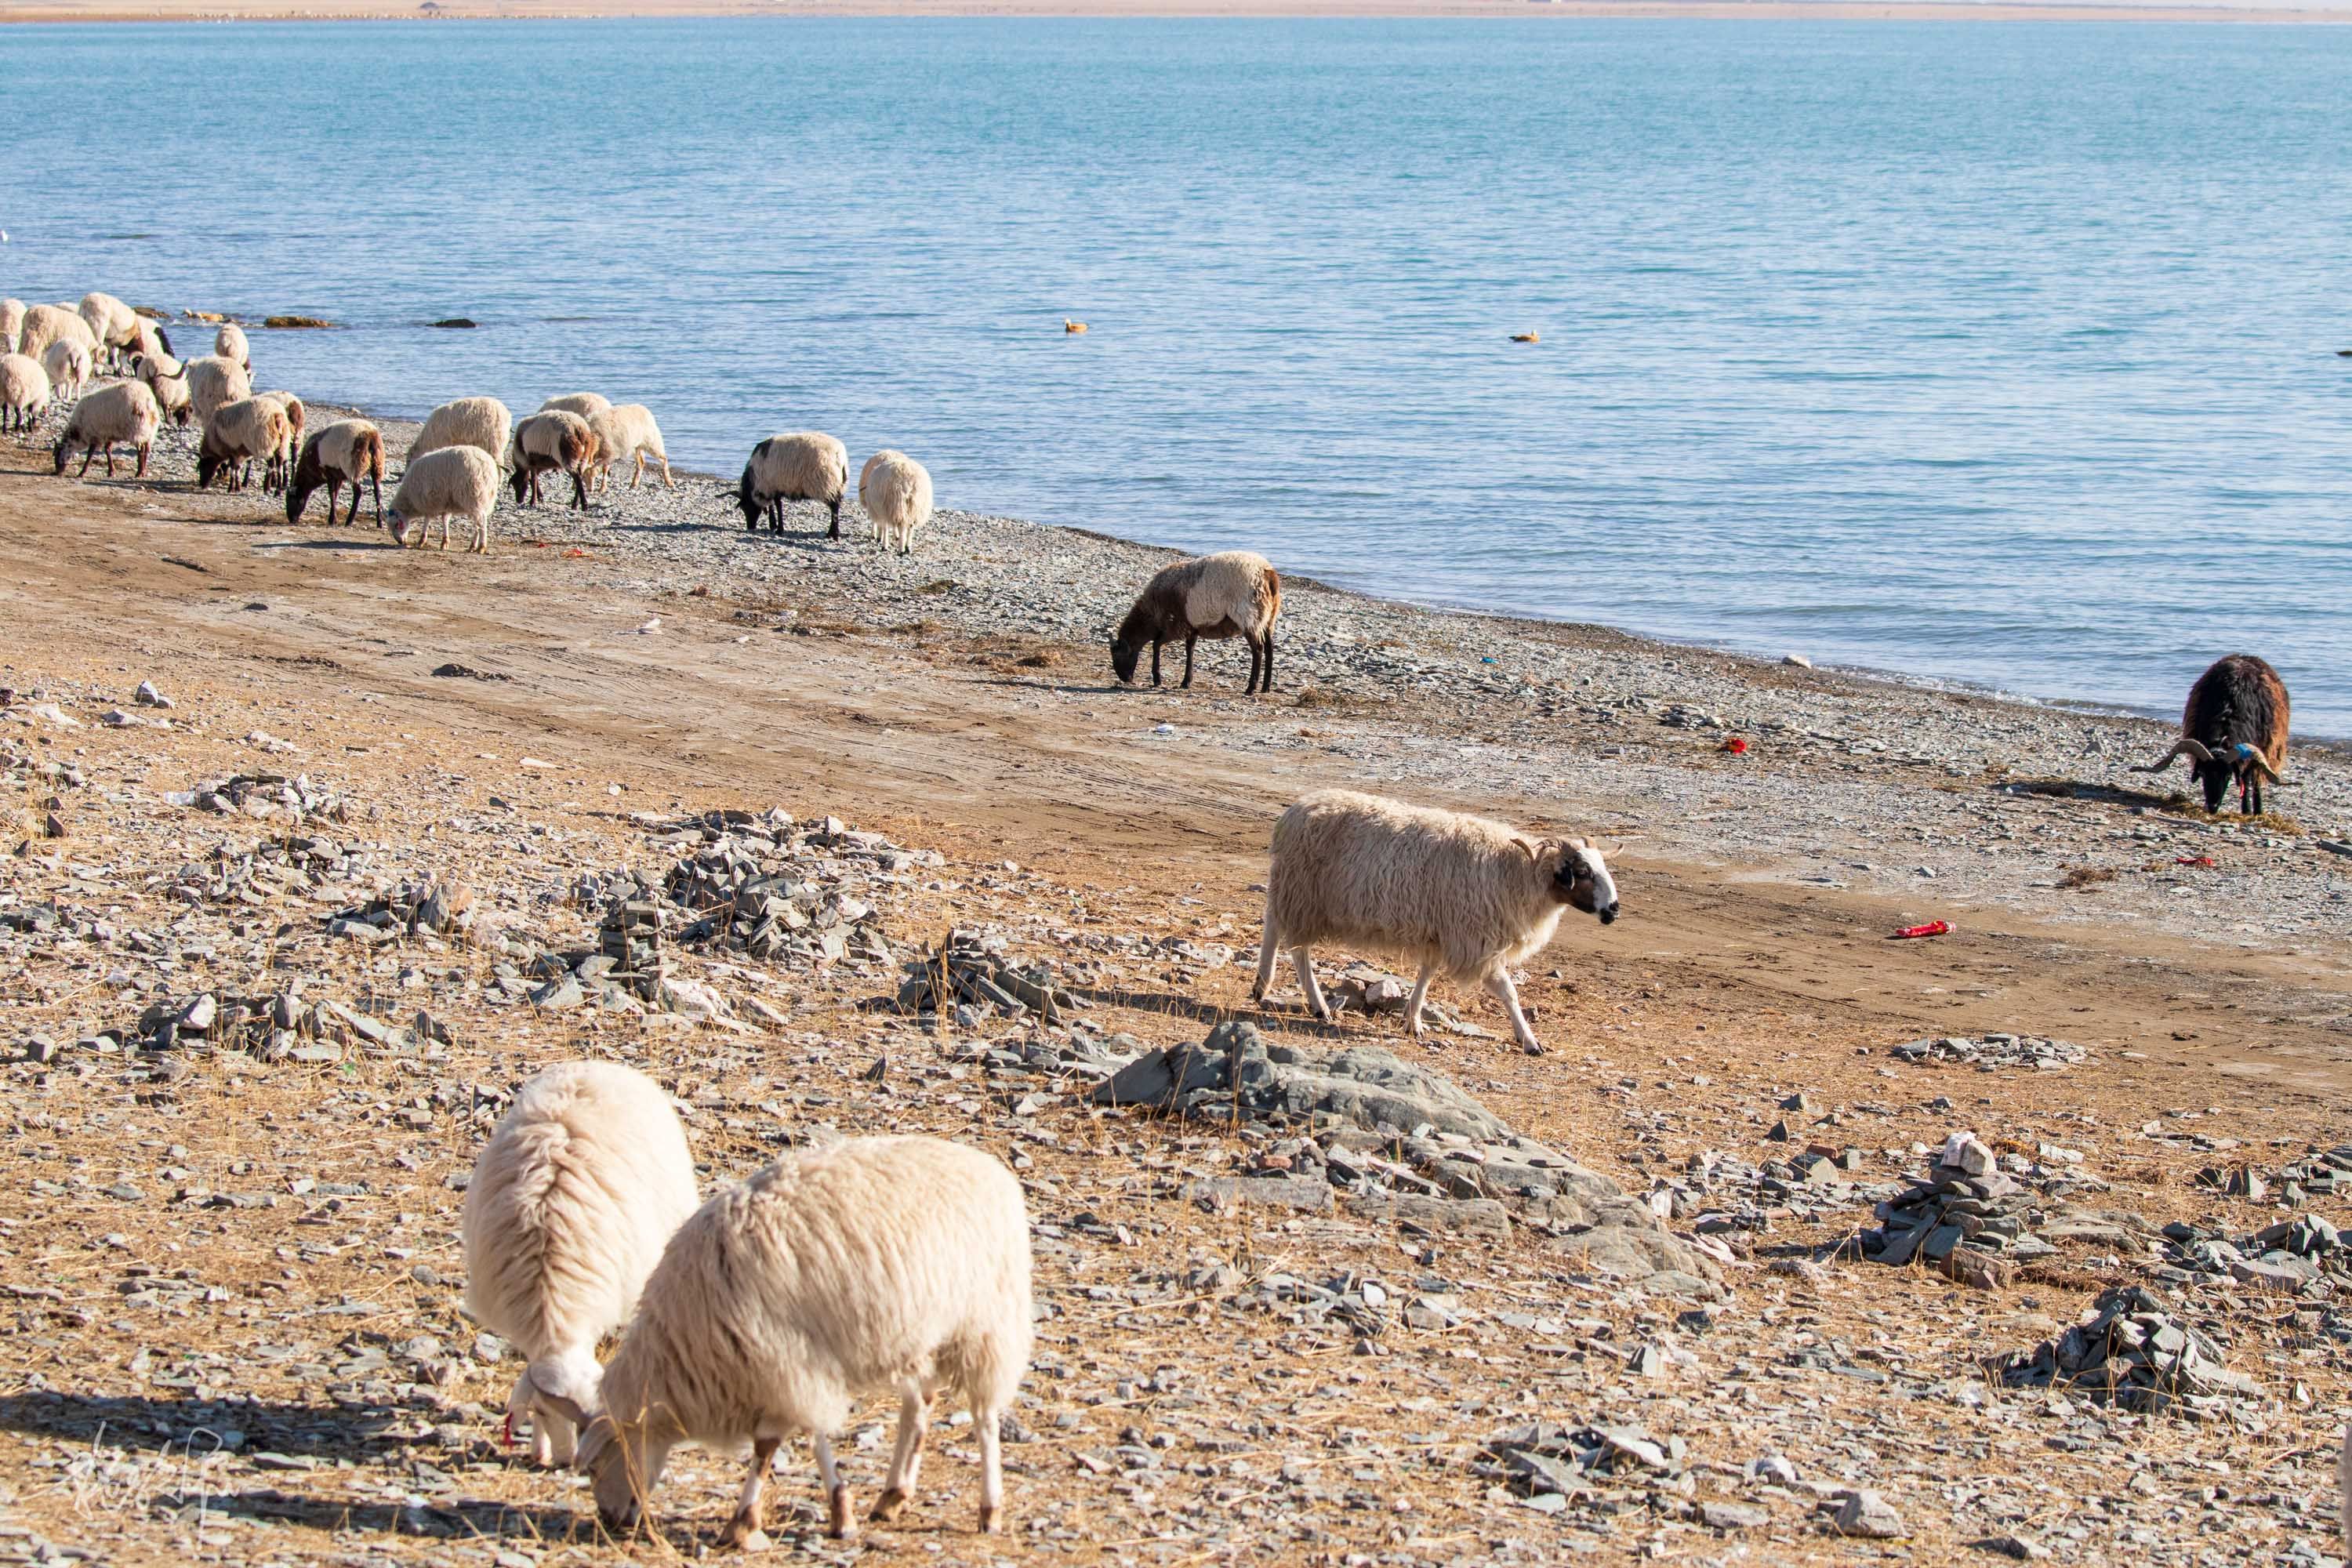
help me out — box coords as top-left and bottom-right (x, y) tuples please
(2135, 653), (2290, 815)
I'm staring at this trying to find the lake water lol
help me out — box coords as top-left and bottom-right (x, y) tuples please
(8, 19), (2351, 731)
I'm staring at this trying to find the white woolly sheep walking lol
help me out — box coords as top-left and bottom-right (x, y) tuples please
(858, 449), (934, 556)
(52, 380), (162, 480)
(506, 409), (598, 510)
(39, 339), (89, 402)
(0, 353), (51, 433)
(285, 419), (387, 527)
(461, 1062), (698, 1467)
(544, 1135), (1033, 1547)
(1111, 550), (1283, 695)
(410, 395), (512, 470)
(586, 404), (671, 492)
(214, 321), (249, 371)
(386, 445), (502, 552)
(1250, 788), (1621, 1054)
(16, 304), (96, 367)
(183, 354), (252, 427)
(197, 397), (293, 495)
(735, 430), (849, 536)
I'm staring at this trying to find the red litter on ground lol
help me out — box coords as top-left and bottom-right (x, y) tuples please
(2176, 855), (2216, 868)
(1722, 737), (1748, 755)
(1892, 920), (1949, 940)
(563, 547), (591, 558)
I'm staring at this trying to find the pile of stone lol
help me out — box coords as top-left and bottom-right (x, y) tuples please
(1650, 1146), (1898, 1237)
(1479, 1419), (1686, 1505)
(1891, 1033), (2088, 1071)
(597, 898), (665, 1003)
(1084, 1022), (1719, 1293)
(80, 981), (453, 1064)
(653, 810), (920, 970)
(324, 876), (476, 946)
(2195, 1146), (2352, 1207)
(891, 928), (1087, 1027)
(165, 771), (349, 825)
(2155, 1212), (2347, 1292)
(1311, 964), (1486, 1036)
(1987, 1285), (2257, 1413)
(163, 831), (377, 912)
(1851, 1132), (2155, 1288)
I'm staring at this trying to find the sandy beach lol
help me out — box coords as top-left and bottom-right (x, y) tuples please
(0, 384), (2347, 1564)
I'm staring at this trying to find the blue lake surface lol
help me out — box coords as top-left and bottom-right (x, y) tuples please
(5, 19), (2350, 729)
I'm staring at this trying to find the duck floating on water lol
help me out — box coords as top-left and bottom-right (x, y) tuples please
(1064, 319), (1088, 335)
(1511, 331), (1540, 343)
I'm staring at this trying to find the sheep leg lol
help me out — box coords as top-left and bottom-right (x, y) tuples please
(103, 445), (118, 478)
(869, 1380), (927, 1521)
(660, 455), (673, 488)
(720, 1436), (780, 1551)
(827, 498), (842, 539)
(1251, 891), (1280, 1003)
(77, 447), (94, 477)
(1150, 640), (1163, 687)
(371, 473), (383, 526)
(811, 1432), (855, 1540)
(135, 443), (150, 481)
(1291, 947), (1332, 1022)
(1405, 965), (1434, 1036)
(1488, 971), (1543, 1054)
(976, 1405), (1004, 1534)
(1181, 634), (1197, 689)
(1262, 626), (1276, 692)
(1245, 635), (1263, 695)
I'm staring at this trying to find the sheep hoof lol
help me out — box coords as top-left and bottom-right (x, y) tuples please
(826, 1486), (856, 1540)
(719, 1516), (771, 1552)
(869, 1487), (909, 1523)
(978, 1505), (1002, 1535)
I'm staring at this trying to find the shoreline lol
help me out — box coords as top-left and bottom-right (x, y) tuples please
(5, 1), (2350, 20)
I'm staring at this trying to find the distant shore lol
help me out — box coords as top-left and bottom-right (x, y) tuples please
(4, 0), (2347, 22)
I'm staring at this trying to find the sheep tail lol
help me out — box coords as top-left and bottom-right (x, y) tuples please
(1252, 884), (1279, 1000)
(1260, 567), (1283, 633)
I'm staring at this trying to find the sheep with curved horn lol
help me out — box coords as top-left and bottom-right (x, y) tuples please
(2132, 654), (2290, 815)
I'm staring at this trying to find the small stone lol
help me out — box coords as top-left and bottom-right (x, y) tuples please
(1701, 1501), (1770, 1530)
(1833, 1490), (1907, 1539)
(133, 681), (172, 709)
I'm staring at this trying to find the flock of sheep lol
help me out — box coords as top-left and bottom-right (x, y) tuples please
(7, 285), (2336, 1546)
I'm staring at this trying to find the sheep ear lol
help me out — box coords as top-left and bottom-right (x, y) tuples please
(536, 1385), (593, 1430)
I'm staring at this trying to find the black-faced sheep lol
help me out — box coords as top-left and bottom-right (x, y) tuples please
(52, 380), (162, 480)
(1250, 788), (1620, 1054)
(541, 1135), (1033, 1547)
(506, 410), (599, 509)
(1111, 550), (1281, 695)
(285, 419), (387, 527)
(735, 431), (849, 536)
(196, 397), (293, 494)
(2134, 654), (2291, 815)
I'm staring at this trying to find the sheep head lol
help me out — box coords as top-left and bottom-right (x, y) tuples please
(1530, 837), (1620, 924)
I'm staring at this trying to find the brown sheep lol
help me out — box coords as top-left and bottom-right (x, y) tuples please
(1109, 550), (1282, 695)
(2133, 653), (2290, 815)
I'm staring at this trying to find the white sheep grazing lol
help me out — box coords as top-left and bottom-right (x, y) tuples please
(16, 303), (96, 366)
(51, 380), (162, 480)
(196, 397), (292, 495)
(1250, 788), (1621, 1054)
(410, 395), (513, 470)
(586, 403), (671, 492)
(386, 445), (502, 552)
(39, 339), (90, 402)
(0, 299), (23, 354)
(506, 409), (598, 509)
(1110, 550), (1283, 695)
(539, 392), (611, 421)
(254, 390), (307, 489)
(858, 449), (934, 556)
(734, 430), (849, 536)
(78, 292), (138, 365)
(183, 354), (252, 427)
(0, 352), (50, 433)
(285, 419), (387, 527)
(461, 1061), (698, 1467)
(546, 1135), (1033, 1547)
(215, 321), (249, 371)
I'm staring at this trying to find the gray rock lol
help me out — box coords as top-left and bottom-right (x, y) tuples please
(1833, 1489), (1907, 1539)
(1181, 1175), (1334, 1214)
(1700, 1501), (1770, 1530)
